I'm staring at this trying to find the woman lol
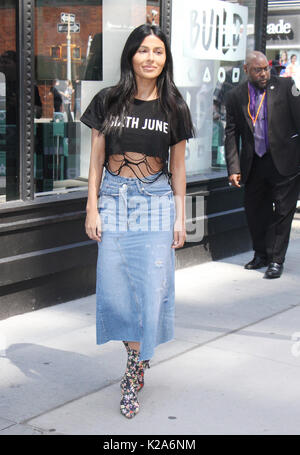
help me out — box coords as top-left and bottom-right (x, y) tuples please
(279, 50), (288, 75)
(80, 24), (193, 419)
(62, 80), (74, 122)
(284, 54), (298, 79)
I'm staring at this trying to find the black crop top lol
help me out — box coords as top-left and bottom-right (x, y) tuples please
(80, 87), (193, 182)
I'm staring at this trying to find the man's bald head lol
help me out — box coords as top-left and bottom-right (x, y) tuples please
(244, 51), (271, 89)
(245, 51), (268, 66)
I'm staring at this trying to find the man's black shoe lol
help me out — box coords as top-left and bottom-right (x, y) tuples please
(244, 256), (268, 270)
(264, 262), (283, 279)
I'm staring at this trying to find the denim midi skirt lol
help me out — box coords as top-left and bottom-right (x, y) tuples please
(96, 170), (175, 360)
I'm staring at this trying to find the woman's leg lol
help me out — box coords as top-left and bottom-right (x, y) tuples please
(127, 341), (140, 352)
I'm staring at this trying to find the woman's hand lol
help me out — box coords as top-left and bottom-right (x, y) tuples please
(85, 209), (102, 242)
(172, 218), (186, 249)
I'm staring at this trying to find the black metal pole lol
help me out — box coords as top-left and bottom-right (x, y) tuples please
(160, 0), (172, 42)
(255, 0), (269, 53)
(18, 0), (35, 201)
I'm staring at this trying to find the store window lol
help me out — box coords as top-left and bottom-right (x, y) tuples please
(266, 5), (300, 89)
(0, 0), (19, 203)
(171, 0), (256, 181)
(34, 0), (160, 196)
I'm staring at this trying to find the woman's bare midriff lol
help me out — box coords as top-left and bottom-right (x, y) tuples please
(107, 152), (164, 178)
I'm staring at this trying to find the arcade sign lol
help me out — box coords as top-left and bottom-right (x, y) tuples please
(267, 19), (291, 35)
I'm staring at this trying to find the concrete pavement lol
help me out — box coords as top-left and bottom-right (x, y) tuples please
(0, 215), (300, 435)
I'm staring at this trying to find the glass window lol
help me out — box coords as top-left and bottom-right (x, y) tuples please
(266, 6), (300, 89)
(171, 0), (256, 181)
(34, 0), (160, 197)
(0, 0), (19, 203)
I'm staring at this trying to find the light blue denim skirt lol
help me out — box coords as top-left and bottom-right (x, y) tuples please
(96, 170), (175, 360)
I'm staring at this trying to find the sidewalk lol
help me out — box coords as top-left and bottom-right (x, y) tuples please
(1, 215), (300, 436)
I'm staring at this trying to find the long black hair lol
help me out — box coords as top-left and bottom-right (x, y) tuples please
(101, 23), (194, 139)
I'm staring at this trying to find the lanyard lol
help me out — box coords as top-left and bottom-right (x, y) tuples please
(247, 89), (266, 126)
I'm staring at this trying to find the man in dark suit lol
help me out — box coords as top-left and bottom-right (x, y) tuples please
(225, 51), (300, 278)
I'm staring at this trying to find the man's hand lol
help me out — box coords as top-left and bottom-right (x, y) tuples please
(229, 173), (241, 188)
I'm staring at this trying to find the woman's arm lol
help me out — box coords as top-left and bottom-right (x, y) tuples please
(85, 128), (105, 242)
(169, 140), (186, 249)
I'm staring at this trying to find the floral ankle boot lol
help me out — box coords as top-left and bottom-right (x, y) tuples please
(120, 346), (140, 418)
(121, 341), (150, 392)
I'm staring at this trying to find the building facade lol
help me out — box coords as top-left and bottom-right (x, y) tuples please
(0, 0), (267, 319)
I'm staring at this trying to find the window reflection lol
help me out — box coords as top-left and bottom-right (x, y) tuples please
(34, 0), (104, 194)
(171, 0), (256, 180)
(34, 0), (159, 196)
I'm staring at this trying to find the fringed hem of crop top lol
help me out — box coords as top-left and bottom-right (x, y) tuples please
(80, 88), (193, 183)
(104, 152), (170, 184)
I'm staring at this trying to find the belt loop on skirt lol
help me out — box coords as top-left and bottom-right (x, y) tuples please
(119, 182), (128, 231)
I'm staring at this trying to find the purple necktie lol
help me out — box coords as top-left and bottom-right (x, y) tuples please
(254, 91), (267, 157)
(248, 82), (268, 158)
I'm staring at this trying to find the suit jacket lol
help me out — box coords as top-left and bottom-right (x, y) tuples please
(224, 76), (300, 183)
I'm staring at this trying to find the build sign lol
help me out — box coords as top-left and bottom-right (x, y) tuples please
(181, 0), (248, 61)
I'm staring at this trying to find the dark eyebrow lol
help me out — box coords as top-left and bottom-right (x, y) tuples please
(139, 46), (165, 52)
(138, 45), (164, 50)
